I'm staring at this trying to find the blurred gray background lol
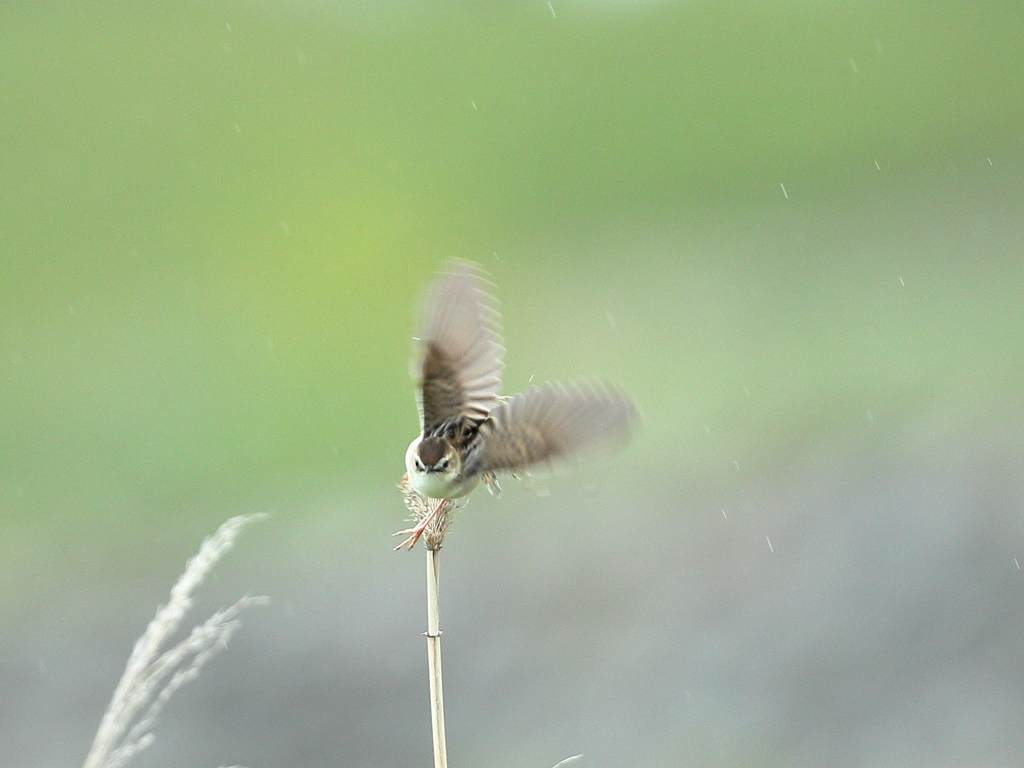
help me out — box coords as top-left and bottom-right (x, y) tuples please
(2, 1), (1024, 767)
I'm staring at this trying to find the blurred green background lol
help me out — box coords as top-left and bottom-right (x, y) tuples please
(3, 2), (1024, 767)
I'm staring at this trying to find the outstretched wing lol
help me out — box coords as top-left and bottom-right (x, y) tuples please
(413, 260), (505, 434)
(470, 381), (638, 474)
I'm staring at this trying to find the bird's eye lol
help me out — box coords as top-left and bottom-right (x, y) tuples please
(415, 458), (425, 471)
(437, 457), (449, 471)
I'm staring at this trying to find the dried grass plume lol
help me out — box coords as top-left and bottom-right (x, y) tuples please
(394, 474), (458, 551)
(82, 513), (269, 768)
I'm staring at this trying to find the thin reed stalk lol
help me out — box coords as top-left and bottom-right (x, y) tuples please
(397, 477), (455, 768)
(425, 547), (448, 768)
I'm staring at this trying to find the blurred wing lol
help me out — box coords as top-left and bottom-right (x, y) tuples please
(413, 260), (505, 434)
(471, 382), (638, 474)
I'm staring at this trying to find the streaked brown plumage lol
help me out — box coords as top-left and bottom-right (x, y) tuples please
(397, 259), (638, 548)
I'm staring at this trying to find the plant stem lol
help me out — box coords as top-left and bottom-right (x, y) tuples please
(425, 547), (448, 768)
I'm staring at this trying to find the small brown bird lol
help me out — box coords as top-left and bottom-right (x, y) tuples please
(395, 259), (638, 549)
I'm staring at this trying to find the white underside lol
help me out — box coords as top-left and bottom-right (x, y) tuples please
(408, 469), (479, 499)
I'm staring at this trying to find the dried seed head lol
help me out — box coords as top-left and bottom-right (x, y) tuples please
(398, 474), (458, 550)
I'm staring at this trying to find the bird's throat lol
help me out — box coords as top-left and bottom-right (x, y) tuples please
(409, 469), (479, 500)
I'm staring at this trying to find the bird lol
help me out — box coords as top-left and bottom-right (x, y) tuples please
(394, 259), (638, 550)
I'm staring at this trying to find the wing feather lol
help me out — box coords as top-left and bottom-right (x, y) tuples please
(413, 260), (505, 434)
(471, 381), (638, 474)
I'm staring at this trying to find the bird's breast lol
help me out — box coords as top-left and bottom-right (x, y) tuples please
(408, 469), (479, 500)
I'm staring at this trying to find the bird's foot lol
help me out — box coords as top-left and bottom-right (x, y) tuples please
(392, 497), (449, 551)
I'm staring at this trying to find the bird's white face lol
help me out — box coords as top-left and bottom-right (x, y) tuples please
(405, 436), (478, 499)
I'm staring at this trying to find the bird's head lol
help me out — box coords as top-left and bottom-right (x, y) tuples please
(405, 435), (460, 480)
